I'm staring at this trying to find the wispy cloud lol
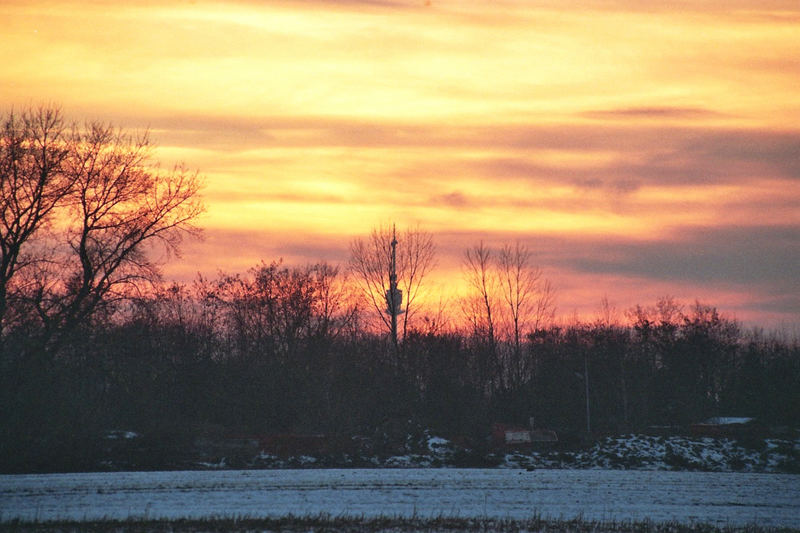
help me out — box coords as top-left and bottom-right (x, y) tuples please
(582, 107), (730, 120)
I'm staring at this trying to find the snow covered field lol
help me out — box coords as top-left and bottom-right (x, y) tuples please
(2, 469), (798, 527)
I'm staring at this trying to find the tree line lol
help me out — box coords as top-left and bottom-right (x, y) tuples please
(1, 106), (797, 472)
(2, 260), (797, 471)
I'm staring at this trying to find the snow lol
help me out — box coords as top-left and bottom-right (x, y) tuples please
(499, 434), (800, 473)
(3, 432), (797, 527)
(702, 417), (754, 425)
(102, 430), (140, 440)
(427, 436), (450, 452)
(1, 468), (798, 527)
(189, 433), (798, 473)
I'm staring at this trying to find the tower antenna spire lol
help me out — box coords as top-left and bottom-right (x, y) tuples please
(386, 223), (403, 347)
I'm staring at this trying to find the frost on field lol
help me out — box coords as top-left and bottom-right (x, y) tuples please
(1, 469), (798, 527)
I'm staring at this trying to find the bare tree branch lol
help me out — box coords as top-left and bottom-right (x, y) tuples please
(0, 106), (72, 334)
(348, 223), (435, 348)
(0, 106), (204, 355)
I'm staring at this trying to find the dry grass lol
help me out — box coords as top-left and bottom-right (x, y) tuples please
(1, 514), (798, 533)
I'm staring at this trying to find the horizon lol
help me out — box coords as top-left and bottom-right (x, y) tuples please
(3, 0), (798, 330)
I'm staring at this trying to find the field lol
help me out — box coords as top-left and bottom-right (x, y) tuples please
(2, 469), (799, 531)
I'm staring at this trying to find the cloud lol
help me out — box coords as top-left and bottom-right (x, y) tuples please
(339, 125), (798, 198)
(582, 107), (729, 121)
(432, 192), (471, 208)
(428, 225), (800, 323)
(684, 131), (800, 181)
(752, 292), (800, 315)
(211, 191), (348, 204)
(512, 0), (800, 14)
(556, 225), (800, 287)
(8, 0), (797, 329)
(238, 0), (418, 9)
(165, 228), (353, 278)
(130, 115), (800, 186)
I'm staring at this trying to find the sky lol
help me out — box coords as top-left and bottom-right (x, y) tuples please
(3, 0), (799, 329)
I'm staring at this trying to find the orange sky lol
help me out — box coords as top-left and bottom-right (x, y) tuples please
(3, 0), (799, 329)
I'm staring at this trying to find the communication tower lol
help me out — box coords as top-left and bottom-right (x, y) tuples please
(385, 225), (404, 345)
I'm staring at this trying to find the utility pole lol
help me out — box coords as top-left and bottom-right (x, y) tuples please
(575, 353), (591, 434)
(584, 352), (591, 434)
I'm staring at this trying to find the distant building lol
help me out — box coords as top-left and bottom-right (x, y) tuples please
(491, 422), (558, 448)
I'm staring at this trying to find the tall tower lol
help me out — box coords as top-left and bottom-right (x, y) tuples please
(386, 224), (404, 346)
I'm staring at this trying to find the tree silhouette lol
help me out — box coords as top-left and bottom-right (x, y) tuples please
(0, 105), (203, 356)
(497, 241), (555, 388)
(0, 106), (72, 335)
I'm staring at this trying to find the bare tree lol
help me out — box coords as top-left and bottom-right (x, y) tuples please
(308, 261), (359, 343)
(348, 223), (435, 348)
(460, 241), (501, 395)
(497, 242), (555, 352)
(462, 241), (497, 350)
(497, 241), (555, 387)
(0, 106), (204, 354)
(207, 260), (358, 363)
(41, 124), (202, 346)
(397, 224), (436, 338)
(0, 106), (72, 334)
(461, 240), (556, 390)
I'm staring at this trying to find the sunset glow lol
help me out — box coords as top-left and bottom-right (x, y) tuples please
(3, 0), (799, 328)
